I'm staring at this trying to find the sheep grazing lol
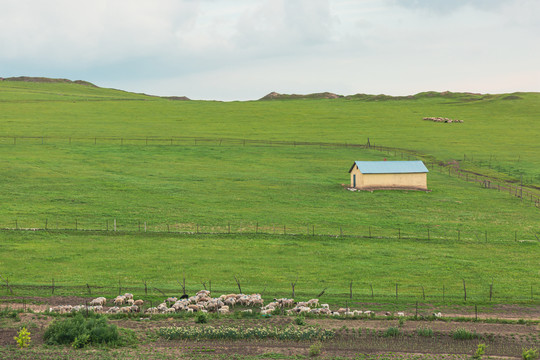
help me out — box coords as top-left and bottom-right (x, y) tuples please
(123, 293), (133, 300)
(224, 297), (236, 307)
(320, 304), (330, 309)
(196, 290), (211, 297)
(218, 306), (230, 314)
(307, 299), (319, 307)
(172, 302), (186, 312)
(265, 301), (279, 309)
(145, 307), (159, 314)
(126, 299), (135, 306)
(433, 312), (442, 318)
(133, 299), (144, 307)
(166, 297), (177, 304)
(107, 306), (120, 314)
(249, 297), (264, 307)
(397, 312), (405, 317)
(90, 297), (107, 306)
(260, 309), (272, 315)
(157, 303), (168, 312)
(49, 305), (73, 314)
(113, 296), (126, 305)
(187, 304), (202, 312)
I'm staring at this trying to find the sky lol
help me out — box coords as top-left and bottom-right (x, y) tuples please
(1, 0), (539, 101)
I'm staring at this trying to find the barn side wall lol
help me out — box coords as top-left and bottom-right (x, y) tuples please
(361, 172), (427, 190)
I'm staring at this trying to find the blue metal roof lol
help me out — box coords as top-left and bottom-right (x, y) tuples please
(350, 161), (429, 174)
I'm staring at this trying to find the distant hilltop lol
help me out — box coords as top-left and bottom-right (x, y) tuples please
(0, 76), (526, 102)
(260, 91), (343, 100)
(0, 76), (191, 101)
(260, 90), (524, 102)
(0, 76), (97, 87)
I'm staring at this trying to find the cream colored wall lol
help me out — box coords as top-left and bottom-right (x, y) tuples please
(350, 166), (362, 187)
(362, 173), (427, 189)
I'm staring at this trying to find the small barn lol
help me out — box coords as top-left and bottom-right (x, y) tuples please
(348, 161), (429, 190)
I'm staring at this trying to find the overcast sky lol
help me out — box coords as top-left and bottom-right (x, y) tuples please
(1, 0), (539, 100)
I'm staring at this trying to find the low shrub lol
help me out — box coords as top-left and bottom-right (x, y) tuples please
(295, 316), (307, 326)
(44, 313), (120, 347)
(416, 327), (433, 337)
(473, 343), (487, 360)
(14, 327), (31, 348)
(522, 348), (539, 360)
(0, 307), (21, 321)
(195, 312), (208, 324)
(383, 327), (400, 337)
(452, 328), (480, 340)
(309, 341), (322, 357)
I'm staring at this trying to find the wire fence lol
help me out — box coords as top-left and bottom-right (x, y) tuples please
(1, 275), (537, 305)
(1, 219), (538, 244)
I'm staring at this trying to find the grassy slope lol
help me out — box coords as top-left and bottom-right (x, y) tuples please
(1, 81), (539, 183)
(1, 230), (538, 304)
(0, 81), (538, 304)
(0, 145), (537, 239)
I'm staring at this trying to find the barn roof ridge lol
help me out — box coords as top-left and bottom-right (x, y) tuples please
(349, 160), (429, 174)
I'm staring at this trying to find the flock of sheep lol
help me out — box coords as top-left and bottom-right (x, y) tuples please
(48, 290), (444, 318)
(423, 117), (464, 123)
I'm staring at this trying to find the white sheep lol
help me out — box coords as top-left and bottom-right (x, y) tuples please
(218, 305), (230, 313)
(114, 296), (126, 305)
(123, 293), (133, 300)
(90, 297), (107, 306)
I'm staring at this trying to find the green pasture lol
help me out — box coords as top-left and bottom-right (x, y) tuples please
(0, 230), (538, 305)
(0, 80), (538, 306)
(0, 80), (539, 184)
(0, 144), (537, 239)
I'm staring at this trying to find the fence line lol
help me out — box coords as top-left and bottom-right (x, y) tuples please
(1, 135), (538, 206)
(1, 220), (538, 244)
(1, 277), (536, 304)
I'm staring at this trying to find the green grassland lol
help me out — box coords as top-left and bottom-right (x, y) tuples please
(1, 80), (539, 184)
(0, 80), (538, 305)
(1, 230), (538, 304)
(0, 144), (537, 239)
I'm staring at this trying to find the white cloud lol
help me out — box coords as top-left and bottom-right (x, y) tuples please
(1, 0), (538, 99)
